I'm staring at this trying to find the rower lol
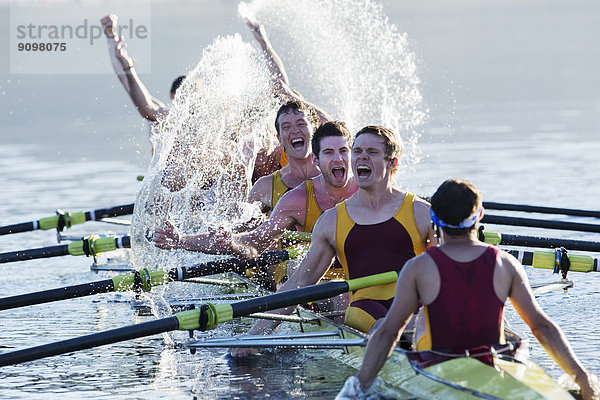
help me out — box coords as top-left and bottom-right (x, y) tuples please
(153, 121), (357, 283)
(101, 14), (182, 123)
(343, 178), (599, 399)
(101, 13), (291, 184)
(230, 125), (435, 357)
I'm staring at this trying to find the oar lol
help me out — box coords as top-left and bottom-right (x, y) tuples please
(286, 229), (600, 254)
(0, 204), (134, 236)
(0, 235), (131, 264)
(0, 271), (398, 367)
(508, 248), (600, 273)
(480, 230), (600, 252)
(482, 201), (600, 218)
(482, 214), (600, 233)
(0, 250), (294, 311)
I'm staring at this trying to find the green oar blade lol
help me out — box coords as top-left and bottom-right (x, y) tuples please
(0, 316), (180, 367)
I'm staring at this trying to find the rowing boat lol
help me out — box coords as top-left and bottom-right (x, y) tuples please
(185, 272), (574, 399)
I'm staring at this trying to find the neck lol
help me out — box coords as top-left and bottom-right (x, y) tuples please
(355, 177), (395, 207)
(318, 176), (357, 205)
(281, 156), (320, 184)
(440, 230), (479, 246)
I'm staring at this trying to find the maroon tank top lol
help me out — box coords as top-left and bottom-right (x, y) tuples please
(344, 218), (416, 279)
(425, 246), (504, 351)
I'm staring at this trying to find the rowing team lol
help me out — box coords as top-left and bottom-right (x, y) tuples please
(152, 101), (599, 399)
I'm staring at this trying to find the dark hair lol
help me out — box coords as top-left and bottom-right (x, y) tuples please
(274, 100), (319, 135)
(170, 75), (187, 97)
(430, 178), (482, 236)
(354, 125), (402, 160)
(311, 121), (351, 159)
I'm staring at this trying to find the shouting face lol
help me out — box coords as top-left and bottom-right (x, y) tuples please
(276, 109), (313, 161)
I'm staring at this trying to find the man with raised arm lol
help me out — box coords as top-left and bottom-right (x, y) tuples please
(229, 125), (436, 357)
(153, 121), (357, 266)
(101, 14), (184, 122)
(341, 178), (599, 400)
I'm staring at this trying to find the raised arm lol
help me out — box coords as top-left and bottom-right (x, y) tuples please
(244, 16), (290, 86)
(506, 255), (598, 399)
(101, 14), (168, 122)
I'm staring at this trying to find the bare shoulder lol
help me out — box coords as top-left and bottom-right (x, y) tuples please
(496, 248), (525, 274)
(248, 174), (273, 206)
(412, 194), (431, 215)
(272, 184), (307, 216)
(311, 207), (337, 243)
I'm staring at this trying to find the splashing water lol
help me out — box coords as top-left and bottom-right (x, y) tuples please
(239, 0), (427, 171)
(131, 34), (279, 275)
(130, 1), (426, 302)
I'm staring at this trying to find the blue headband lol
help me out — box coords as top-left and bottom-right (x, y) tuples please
(430, 207), (483, 229)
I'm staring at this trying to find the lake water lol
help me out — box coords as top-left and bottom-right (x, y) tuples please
(1, 0), (599, 398)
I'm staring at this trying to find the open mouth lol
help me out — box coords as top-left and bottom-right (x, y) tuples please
(332, 166), (345, 179)
(291, 138), (305, 149)
(356, 165), (371, 178)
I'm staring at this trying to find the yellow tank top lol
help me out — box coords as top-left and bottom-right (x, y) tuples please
(335, 192), (424, 303)
(302, 180), (323, 233)
(279, 150), (288, 167)
(271, 170), (291, 210)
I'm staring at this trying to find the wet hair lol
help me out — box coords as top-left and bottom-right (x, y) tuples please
(430, 178), (482, 236)
(170, 75), (187, 97)
(354, 125), (402, 160)
(274, 100), (319, 135)
(311, 121), (351, 159)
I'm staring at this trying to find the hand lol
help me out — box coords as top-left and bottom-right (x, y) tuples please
(114, 36), (135, 69)
(209, 226), (233, 249)
(229, 347), (259, 358)
(576, 371), (600, 400)
(100, 14), (118, 38)
(243, 15), (268, 46)
(152, 220), (181, 250)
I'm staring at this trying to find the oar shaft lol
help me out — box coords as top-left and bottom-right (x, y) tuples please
(0, 236), (130, 264)
(88, 204), (134, 220)
(231, 281), (350, 318)
(0, 316), (179, 367)
(0, 245), (69, 263)
(499, 233), (600, 252)
(0, 222), (35, 235)
(0, 203), (135, 236)
(483, 201), (600, 218)
(0, 280), (115, 311)
(482, 214), (600, 233)
(178, 250), (290, 280)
